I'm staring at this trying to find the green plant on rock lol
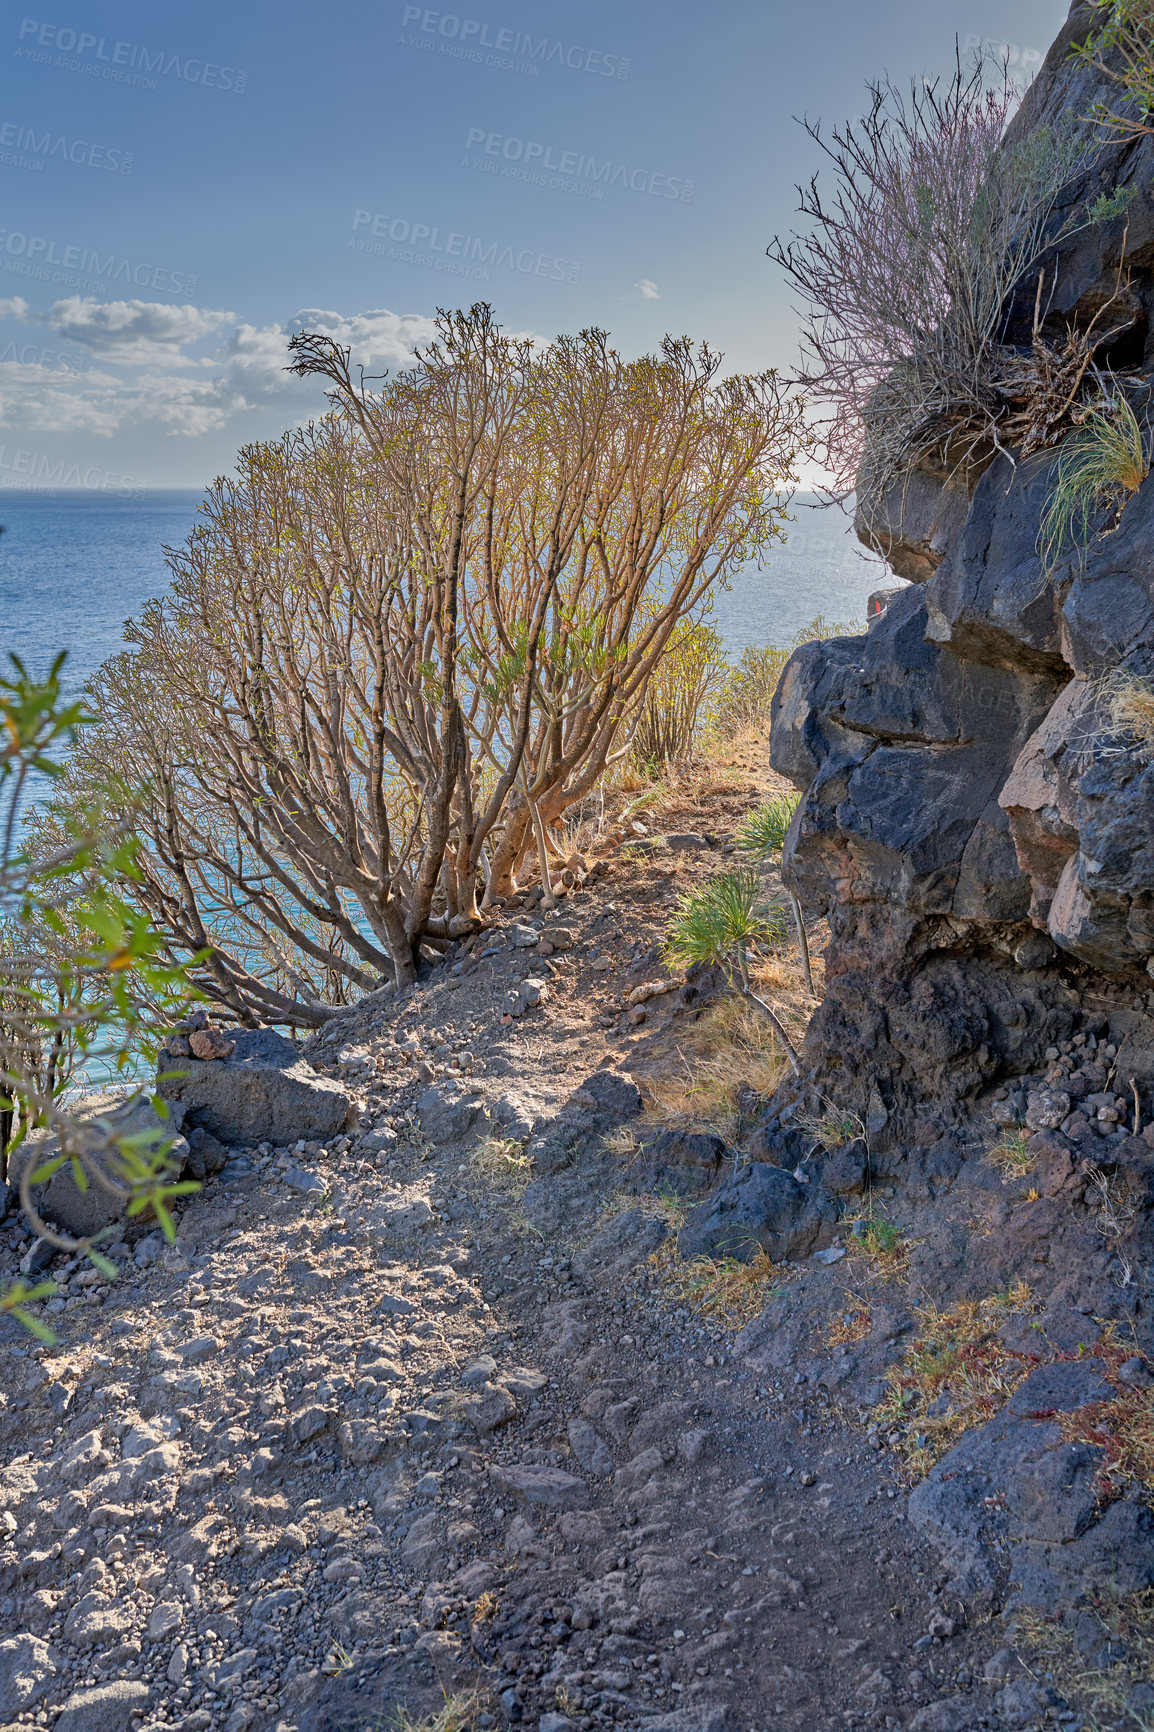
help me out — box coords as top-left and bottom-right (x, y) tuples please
(1037, 392), (1151, 577)
(735, 790), (814, 995)
(664, 867), (800, 1073)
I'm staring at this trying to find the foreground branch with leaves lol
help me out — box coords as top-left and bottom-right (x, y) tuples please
(1, 654), (197, 1341)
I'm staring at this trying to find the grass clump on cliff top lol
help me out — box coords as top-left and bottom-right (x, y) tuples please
(1037, 392), (1151, 578)
(1106, 669), (1154, 754)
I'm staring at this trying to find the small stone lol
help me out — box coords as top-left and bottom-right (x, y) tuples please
(178, 1335), (221, 1363)
(147, 1600), (184, 1640)
(188, 1027), (236, 1061)
(282, 1166), (328, 1194)
(501, 1688), (524, 1721)
(567, 1418), (614, 1475)
(465, 1380), (517, 1436)
(489, 1464), (590, 1509)
(592, 956), (613, 973)
(1024, 1090), (1071, 1133)
(676, 1428), (709, 1464)
(461, 1355), (498, 1387)
(509, 924), (540, 949)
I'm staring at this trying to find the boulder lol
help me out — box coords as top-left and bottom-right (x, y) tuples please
(0, 1634), (54, 1719)
(416, 1080), (487, 1143)
(678, 1162), (834, 1263)
(53, 1681), (151, 1732)
(158, 1027), (351, 1146)
(909, 1362), (1154, 1614)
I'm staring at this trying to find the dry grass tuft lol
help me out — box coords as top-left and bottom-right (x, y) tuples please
(652, 1240), (789, 1328)
(597, 1186), (688, 1230)
(987, 1129), (1035, 1181)
(794, 1094), (866, 1153)
(601, 1124), (643, 1160)
(1062, 1383), (1154, 1502)
(1110, 671), (1154, 753)
(874, 1280), (1042, 1474)
(1016, 1590), (1154, 1732)
(390, 1691), (484, 1732)
(1059, 1329), (1154, 1502)
(641, 994), (787, 1138)
(844, 1214), (912, 1283)
(471, 1136), (534, 1196)
(828, 1295), (873, 1349)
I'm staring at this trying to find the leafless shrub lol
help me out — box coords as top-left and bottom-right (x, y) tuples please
(769, 54), (1101, 499)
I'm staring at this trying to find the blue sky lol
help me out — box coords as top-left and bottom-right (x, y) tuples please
(0, 0), (1070, 490)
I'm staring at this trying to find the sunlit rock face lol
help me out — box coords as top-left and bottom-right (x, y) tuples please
(768, 2), (1154, 1136)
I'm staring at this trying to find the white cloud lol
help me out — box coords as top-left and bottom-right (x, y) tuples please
(0, 297), (28, 319)
(636, 279), (660, 300)
(47, 297), (236, 366)
(0, 302), (439, 438)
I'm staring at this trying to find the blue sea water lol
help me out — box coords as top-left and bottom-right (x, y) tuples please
(0, 487), (891, 694)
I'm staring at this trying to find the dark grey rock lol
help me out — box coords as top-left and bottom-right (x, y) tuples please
(0, 1633), (54, 1718)
(572, 1207), (666, 1280)
(53, 1680), (151, 1732)
(488, 1464), (590, 1509)
(678, 1162), (833, 1263)
(565, 1069), (641, 1120)
(184, 1126), (229, 1180)
(819, 1141), (869, 1194)
(909, 1389), (1154, 1615)
(567, 1417), (613, 1475)
(416, 1080), (486, 1144)
(159, 1028), (350, 1146)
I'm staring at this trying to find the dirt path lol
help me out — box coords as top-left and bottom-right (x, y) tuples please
(0, 752), (1061, 1732)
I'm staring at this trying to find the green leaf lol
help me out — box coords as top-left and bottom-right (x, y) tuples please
(28, 1155), (67, 1185)
(86, 1250), (119, 1282)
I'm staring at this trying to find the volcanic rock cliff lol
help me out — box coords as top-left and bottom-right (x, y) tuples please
(769, 2), (1154, 1152)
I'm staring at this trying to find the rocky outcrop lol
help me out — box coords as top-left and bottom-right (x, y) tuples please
(157, 1027), (352, 1146)
(769, 3), (1154, 1140)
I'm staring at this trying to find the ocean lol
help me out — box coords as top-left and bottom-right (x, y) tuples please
(0, 487), (894, 698)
